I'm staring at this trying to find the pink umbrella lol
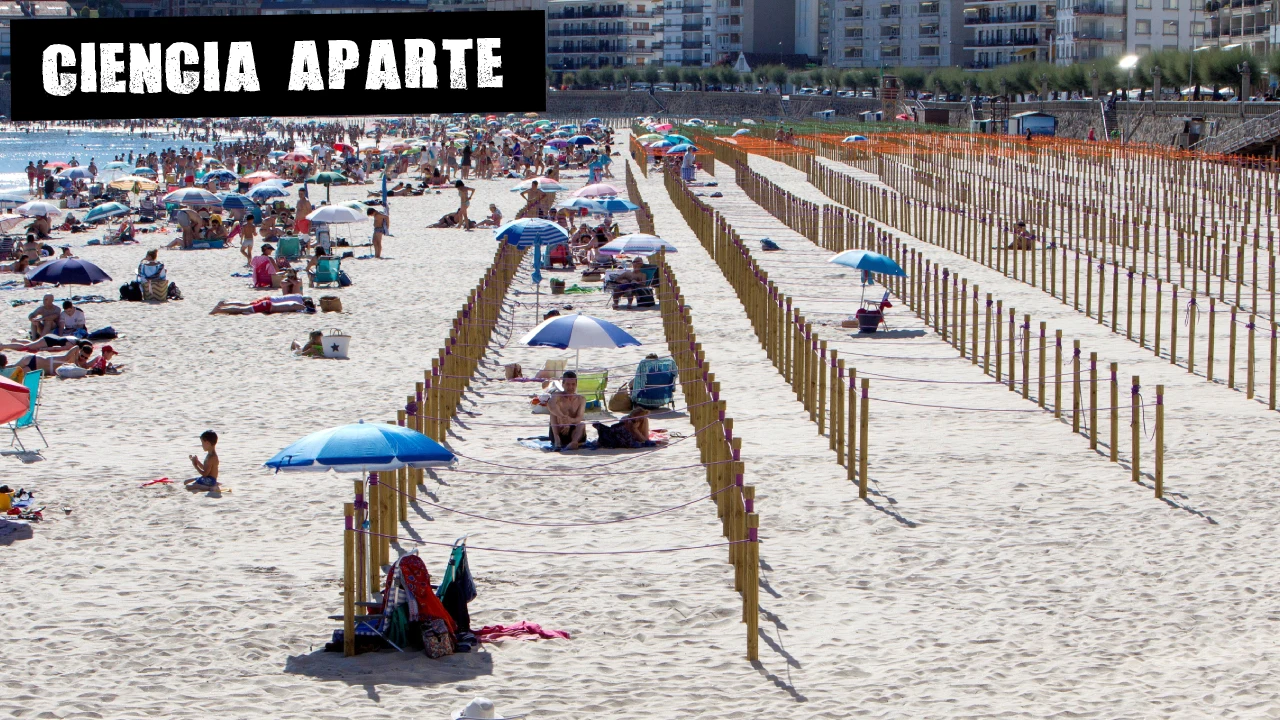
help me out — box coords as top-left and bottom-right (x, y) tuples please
(240, 170), (281, 185)
(0, 374), (30, 425)
(333, 142), (356, 153)
(573, 183), (621, 198)
(651, 124), (673, 132)
(280, 152), (312, 165)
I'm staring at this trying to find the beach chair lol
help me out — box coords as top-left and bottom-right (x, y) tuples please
(0, 236), (15, 261)
(854, 292), (893, 334)
(631, 357), (677, 410)
(575, 370), (609, 411)
(534, 357), (569, 381)
(546, 243), (572, 269)
(315, 224), (332, 253)
(8, 370), (46, 452)
(276, 236), (302, 261)
(311, 257), (341, 288)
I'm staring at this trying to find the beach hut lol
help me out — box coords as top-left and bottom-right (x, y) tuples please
(1007, 111), (1057, 137)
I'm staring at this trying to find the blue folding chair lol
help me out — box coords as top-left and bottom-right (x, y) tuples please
(9, 370), (46, 451)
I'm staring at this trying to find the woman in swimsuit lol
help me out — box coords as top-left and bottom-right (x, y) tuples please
(15, 342), (91, 374)
(454, 180), (475, 231)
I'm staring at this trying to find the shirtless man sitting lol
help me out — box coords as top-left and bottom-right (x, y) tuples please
(548, 370), (586, 451)
(27, 294), (60, 339)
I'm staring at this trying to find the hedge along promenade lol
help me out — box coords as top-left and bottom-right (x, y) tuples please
(662, 158), (1168, 508)
(800, 139), (1280, 414)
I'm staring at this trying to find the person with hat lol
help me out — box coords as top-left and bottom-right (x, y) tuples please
(451, 697), (525, 720)
(88, 345), (118, 376)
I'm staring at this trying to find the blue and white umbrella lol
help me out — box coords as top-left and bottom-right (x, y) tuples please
(163, 187), (220, 207)
(217, 192), (259, 211)
(842, 135), (869, 143)
(599, 233), (677, 257)
(202, 168), (238, 183)
(521, 313), (642, 367)
(0, 192), (31, 209)
(83, 201), (130, 223)
(264, 420), (455, 473)
(555, 197), (640, 215)
(495, 217), (570, 313)
(733, 128), (751, 136)
(57, 167), (94, 180)
(569, 135), (596, 146)
(246, 184), (288, 202)
(131, 166), (158, 177)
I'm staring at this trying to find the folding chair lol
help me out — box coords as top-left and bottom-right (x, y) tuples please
(9, 370), (46, 451)
(310, 257), (342, 288)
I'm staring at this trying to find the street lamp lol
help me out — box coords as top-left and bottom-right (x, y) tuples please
(1118, 54), (1139, 101)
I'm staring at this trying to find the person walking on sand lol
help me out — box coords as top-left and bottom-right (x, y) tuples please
(185, 430), (220, 490)
(367, 206), (388, 257)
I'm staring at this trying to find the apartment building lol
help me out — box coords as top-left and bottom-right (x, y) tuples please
(1055, 0), (1124, 62)
(1127, 0), (1201, 55)
(162, 0), (261, 15)
(661, 0), (793, 67)
(1056, 0), (1203, 65)
(963, 0), (1055, 67)
(1, 1), (72, 67)
(1202, 0), (1265, 55)
(828, 0), (966, 68)
(547, 0), (661, 69)
(796, 0), (832, 63)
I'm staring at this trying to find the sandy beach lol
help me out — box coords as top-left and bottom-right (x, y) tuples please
(3, 125), (1280, 720)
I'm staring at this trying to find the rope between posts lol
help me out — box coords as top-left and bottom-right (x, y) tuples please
(357, 529), (746, 555)
(450, 417), (721, 471)
(390, 484), (735, 527)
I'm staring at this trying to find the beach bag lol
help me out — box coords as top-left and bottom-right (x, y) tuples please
(167, 282), (183, 300)
(634, 287), (656, 308)
(504, 363), (523, 380)
(422, 617), (456, 659)
(119, 281), (143, 302)
(761, 238), (781, 251)
(609, 384), (632, 413)
(87, 326), (117, 341)
(338, 270), (353, 287)
(144, 279), (170, 302)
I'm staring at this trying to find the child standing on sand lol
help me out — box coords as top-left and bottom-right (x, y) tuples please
(185, 430), (220, 490)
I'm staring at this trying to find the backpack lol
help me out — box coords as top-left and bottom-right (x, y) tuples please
(338, 270), (353, 287)
(167, 282), (183, 300)
(119, 281), (143, 302)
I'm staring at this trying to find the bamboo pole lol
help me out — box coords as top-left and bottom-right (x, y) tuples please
(1131, 376), (1141, 483)
(1155, 385), (1164, 499)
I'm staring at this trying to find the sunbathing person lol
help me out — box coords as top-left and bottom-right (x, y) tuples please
(610, 258), (649, 310)
(594, 407), (653, 449)
(87, 345), (119, 376)
(2, 333), (79, 352)
(210, 294), (314, 315)
(476, 204), (503, 228)
(13, 341), (92, 374)
(0, 256), (30, 274)
(548, 370), (586, 451)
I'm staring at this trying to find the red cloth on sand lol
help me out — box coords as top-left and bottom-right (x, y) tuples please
(476, 622), (571, 642)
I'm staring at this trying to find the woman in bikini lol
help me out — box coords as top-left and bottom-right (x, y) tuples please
(454, 180), (475, 231)
(14, 341), (92, 374)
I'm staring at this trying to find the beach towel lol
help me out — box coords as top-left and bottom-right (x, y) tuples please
(476, 622), (570, 643)
(384, 554), (456, 633)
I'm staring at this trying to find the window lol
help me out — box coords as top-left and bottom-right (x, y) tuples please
(920, 44), (940, 56)
(637, 4), (645, 11)
(1135, 0), (1150, 7)
(1163, 20), (1177, 34)
(919, 1), (939, 12)
(881, 3), (899, 16)
(844, 26), (863, 37)
(637, 57), (646, 64)
(1135, 19), (1150, 34)
(919, 22), (938, 35)
(844, 4), (862, 16)
(1136, 43), (1151, 53)
(882, 46), (900, 57)
(637, 39), (646, 48)
(1163, 0), (1178, 7)
(1191, 20), (1205, 35)
(844, 46), (864, 57)
(882, 23), (900, 37)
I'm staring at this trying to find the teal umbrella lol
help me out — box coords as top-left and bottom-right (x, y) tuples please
(307, 171), (347, 202)
(84, 202), (130, 223)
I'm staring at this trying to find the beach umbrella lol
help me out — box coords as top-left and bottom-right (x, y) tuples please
(280, 152), (312, 164)
(16, 201), (62, 217)
(663, 134), (693, 144)
(510, 177), (566, 193)
(0, 192), (29, 209)
(240, 170), (280, 185)
(217, 192), (258, 211)
(0, 213), (24, 232)
(202, 168), (237, 184)
(572, 183), (621, 198)
(247, 184), (288, 202)
(0, 375), (30, 426)
(666, 144), (698, 154)
(163, 187), (220, 207)
(494, 217), (569, 314)
(599, 233), (677, 256)
(83, 202), (130, 223)
(843, 135), (868, 143)
(558, 197), (639, 215)
(545, 138), (571, 148)
(57, 167), (94, 180)
(306, 205), (366, 224)
(521, 313), (642, 368)
(569, 135), (596, 146)
(107, 175), (159, 192)
(333, 142), (356, 153)
(636, 134), (663, 143)
(102, 161), (131, 172)
(267, 150), (287, 159)
(264, 420), (454, 473)
(26, 257), (112, 286)
(130, 166), (157, 177)
(742, 119), (757, 125)
(44, 161), (71, 170)
(733, 129), (751, 136)
(256, 178), (294, 188)
(647, 139), (675, 149)
(830, 249), (906, 302)
(308, 171), (347, 202)
(652, 123), (673, 132)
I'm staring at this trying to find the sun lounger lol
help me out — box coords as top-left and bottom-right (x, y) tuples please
(8, 370), (46, 452)
(575, 370), (608, 411)
(631, 357), (677, 410)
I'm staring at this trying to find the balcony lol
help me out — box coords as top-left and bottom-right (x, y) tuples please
(965, 11), (1040, 23)
(966, 36), (1043, 45)
(1074, 29), (1125, 39)
(547, 8), (624, 19)
(681, 4), (706, 13)
(1073, 2), (1125, 14)
(680, 40), (708, 48)
(679, 22), (703, 29)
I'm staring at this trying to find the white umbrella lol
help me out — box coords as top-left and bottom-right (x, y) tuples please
(16, 201), (62, 217)
(599, 233), (678, 257)
(306, 205), (367, 224)
(0, 213), (25, 232)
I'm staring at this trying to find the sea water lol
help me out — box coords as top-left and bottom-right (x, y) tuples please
(0, 128), (224, 195)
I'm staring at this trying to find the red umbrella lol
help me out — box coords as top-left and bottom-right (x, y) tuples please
(0, 375), (30, 425)
(333, 142), (356, 153)
(45, 161), (71, 170)
(280, 152), (312, 165)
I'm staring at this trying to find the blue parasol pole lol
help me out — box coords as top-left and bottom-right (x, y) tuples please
(532, 240), (544, 318)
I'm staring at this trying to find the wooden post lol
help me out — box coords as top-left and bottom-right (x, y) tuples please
(367, 474), (381, 594)
(1131, 376), (1141, 483)
(1230, 306), (1238, 390)
(859, 378), (869, 498)
(818, 340), (827, 435)
(1187, 296), (1197, 374)
(983, 293), (992, 374)
(1073, 345), (1082, 435)
(1272, 322), (1278, 411)
(1109, 362), (1119, 462)
(847, 371), (857, 482)
(1208, 298), (1216, 383)
(343, 502), (356, 657)
(1021, 314), (1030, 399)
(1038, 322), (1047, 407)
(745, 513), (759, 662)
(1089, 352), (1098, 448)
(1248, 314), (1256, 399)
(1054, 330), (1063, 418)
(1155, 385), (1164, 499)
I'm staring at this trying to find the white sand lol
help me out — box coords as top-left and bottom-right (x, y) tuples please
(1, 134), (1277, 719)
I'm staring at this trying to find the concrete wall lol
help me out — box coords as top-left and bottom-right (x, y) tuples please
(545, 90), (880, 120)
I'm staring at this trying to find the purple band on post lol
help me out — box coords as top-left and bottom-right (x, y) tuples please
(345, 517), (353, 531)
(748, 528), (758, 542)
